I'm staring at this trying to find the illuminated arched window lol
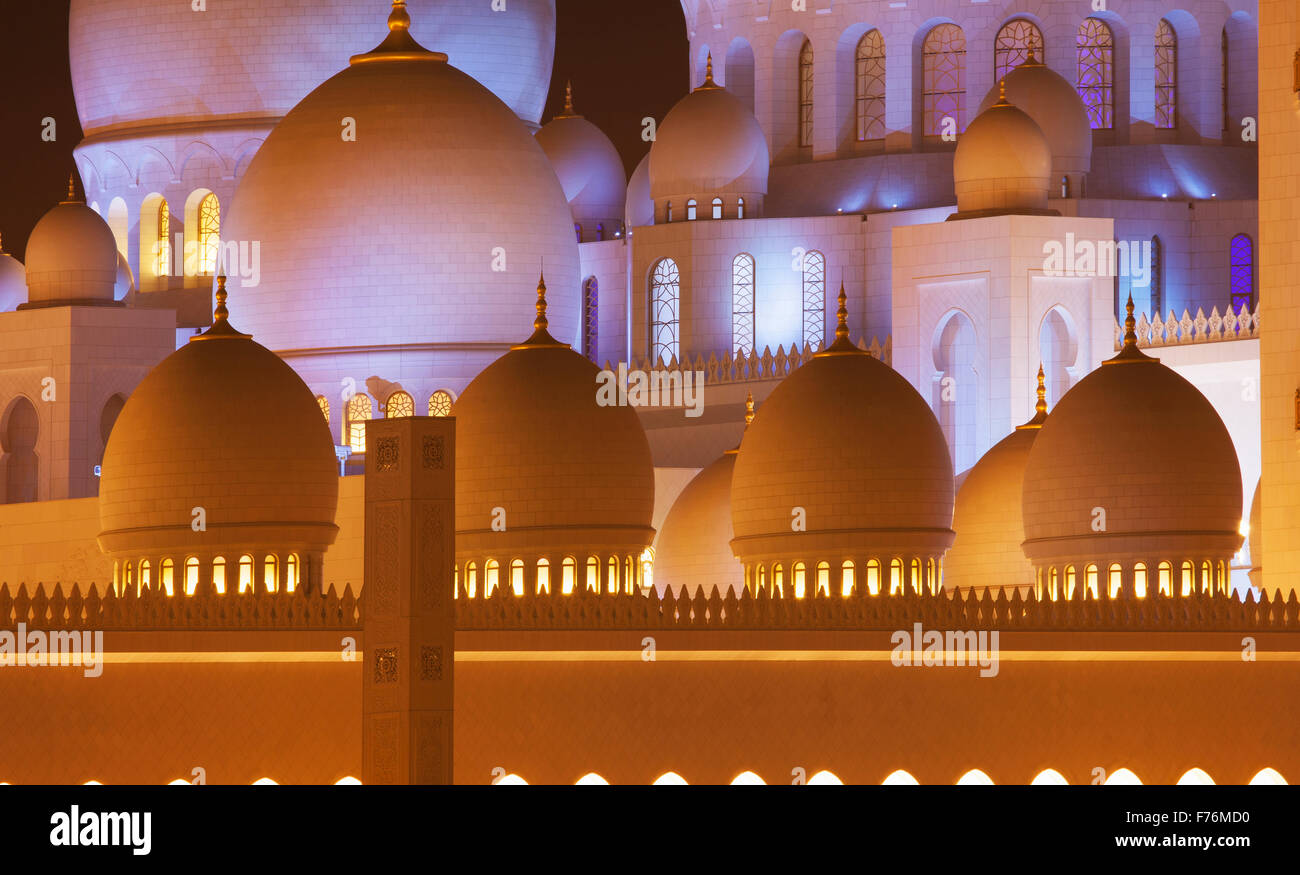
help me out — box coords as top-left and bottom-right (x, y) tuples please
(585, 556), (599, 593)
(385, 391), (414, 418)
(731, 253), (755, 354)
(561, 556), (576, 594)
(485, 559), (500, 597)
(536, 558), (550, 595)
(1064, 564), (1076, 600)
(184, 556), (199, 596)
(866, 559), (881, 595)
(510, 559), (525, 597)
(160, 558), (175, 597)
(582, 276), (599, 362)
(841, 561), (855, 597)
(711, 197), (723, 219)
(686, 199), (697, 221)
(346, 394), (372, 452)
(1180, 560), (1193, 597)
(1085, 564), (1099, 599)
(212, 557), (227, 595)
(1077, 19), (1114, 129)
(889, 558), (903, 595)
(316, 395), (330, 425)
(1230, 234), (1255, 312)
(464, 561), (478, 598)
(922, 23), (966, 136)
(287, 553), (299, 593)
(1149, 236), (1164, 319)
(428, 390), (454, 418)
(802, 250), (825, 349)
(139, 560), (151, 594)
(197, 193), (220, 276)
(792, 562), (807, 598)
(1155, 20), (1177, 129)
(771, 563), (784, 597)
(238, 554), (254, 593)
(1157, 561), (1173, 597)
(815, 561), (830, 596)
(649, 258), (680, 365)
(1201, 560), (1212, 594)
(855, 29), (886, 142)
(154, 199), (172, 280)
(1134, 562), (1148, 598)
(994, 19), (1043, 81)
(263, 554), (279, 593)
(798, 39), (815, 147)
(607, 556), (619, 594)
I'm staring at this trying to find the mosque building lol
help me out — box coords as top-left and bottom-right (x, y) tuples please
(0, 0), (1296, 786)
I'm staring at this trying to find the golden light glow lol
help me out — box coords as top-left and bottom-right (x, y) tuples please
(575, 773), (610, 786)
(335, 776), (362, 785)
(1030, 769), (1069, 785)
(730, 771), (766, 786)
(652, 771), (689, 785)
(956, 769), (994, 785)
(881, 769), (919, 786)
(807, 770), (843, 785)
(1177, 768), (1215, 785)
(1249, 768), (1287, 785)
(1104, 768), (1142, 785)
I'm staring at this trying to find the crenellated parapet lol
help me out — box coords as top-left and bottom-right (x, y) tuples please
(1116, 303), (1260, 350)
(616, 336), (892, 386)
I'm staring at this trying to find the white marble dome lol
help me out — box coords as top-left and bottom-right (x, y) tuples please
(0, 246), (25, 312)
(649, 63), (769, 219)
(953, 93), (1052, 216)
(977, 54), (1092, 180)
(69, 0), (556, 132)
(535, 88), (627, 235)
(24, 194), (119, 306)
(222, 7), (579, 359)
(626, 154), (654, 229)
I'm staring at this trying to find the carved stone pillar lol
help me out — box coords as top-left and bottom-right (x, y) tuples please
(362, 416), (455, 785)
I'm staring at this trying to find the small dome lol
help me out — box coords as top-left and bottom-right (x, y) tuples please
(24, 181), (119, 306)
(654, 453), (741, 597)
(1248, 479), (1261, 587)
(731, 293), (954, 576)
(454, 278), (655, 570)
(977, 54), (1092, 178)
(535, 85), (626, 235)
(945, 370), (1049, 594)
(0, 240), (25, 312)
(953, 90), (1052, 216)
(99, 280), (339, 567)
(626, 154), (653, 229)
(649, 57), (768, 220)
(1022, 302), (1243, 573)
(113, 251), (135, 302)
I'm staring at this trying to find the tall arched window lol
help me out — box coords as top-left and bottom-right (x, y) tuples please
(2, 397), (39, 504)
(582, 276), (599, 362)
(154, 199), (171, 281)
(385, 391), (414, 418)
(798, 39), (815, 147)
(855, 29), (886, 142)
(1155, 19), (1177, 129)
(649, 258), (680, 365)
(922, 23), (966, 136)
(346, 394), (372, 452)
(197, 193), (220, 275)
(1230, 234), (1255, 311)
(711, 197), (723, 219)
(801, 250), (826, 349)
(686, 199), (698, 221)
(1077, 18), (1115, 129)
(1149, 236), (1164, 319)
(731, 253), (755, 354)
(994, 19), (1044, 80)
(316, 395), (330, 425)
(428, 390), (454, 417)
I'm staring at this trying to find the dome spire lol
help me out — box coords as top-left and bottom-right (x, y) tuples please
(556, 80), (579, 118)
(1016, 363), (1050, 430)
(994, 78), (1010, 107)
(513, 271), (569, 350)
(816, 280), (863, 357)
(191, 275), (252, 342)
(1022, 37), (1044, 68)
(695, 52), (722, 91)
(61, 174), (83, 205)
(1106, 293), (1156, 364)
(744, 391), (755, 428)
(351, 0), (447, 66)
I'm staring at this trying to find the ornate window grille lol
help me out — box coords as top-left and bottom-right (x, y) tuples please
(731, 253), (755, 355)
(802, 250), (826, 349)
(316, 395), (330, 425)
(1229, 234), (1255, 312)
(346, 394), (372, 452)
(649, 258), (680, 364)
(428, 391), (454, 418)
(1149, 236), (1164, 319)
(994, 19), (1043, 81)
(855, 29), (886, 142)
(582, 276), (599, 362)
(197, 193), (220, 275)
(799, 39), (815, 147)
(1076, 18), (1114, 129)
(1155, 19), (1177, 129)
(385, 391), (415, 418)
(922, 24), (966, 137)
(154, 200), (171, 279)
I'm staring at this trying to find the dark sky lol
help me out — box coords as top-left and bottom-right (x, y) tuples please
(0, 0), (687, 258)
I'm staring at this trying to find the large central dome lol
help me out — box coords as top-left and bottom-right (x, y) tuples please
(222, 4), (579, 363)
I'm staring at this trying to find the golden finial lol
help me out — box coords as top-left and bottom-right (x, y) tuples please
(191, 275), (251, 342)
(696, 52), (722, 91)
(1017, 364), (1050, 430)
(388, 0), (410, 31)
(351, 0), (446, 65)
(816, 281), (863, 357)
(996, 78), (1008, 105)
(744, 392), (755, 427)
(1106, 293), (1155, 364)
(61, 174), (83, 205)
(0, 232), (5, 255)
(513, 271), (568, 350)
(1023, 37), (1042, 67)
(555, 80), (581, 118)
(214, 275), (229, 322)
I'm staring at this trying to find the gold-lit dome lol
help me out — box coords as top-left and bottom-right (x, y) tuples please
(454, 277), (655, 596)
(653, 395), (754, 597)
(1248, 479), (1261, 588)
(22, 177), (119, 307)
(1021, 299), (1243, 597)
(944, 367), (1049, 596)
(730, 290), (954, 595)
(98, 278), (339, 592)
(953, 84), (1053, 217)
(976, 49), (1092, 183)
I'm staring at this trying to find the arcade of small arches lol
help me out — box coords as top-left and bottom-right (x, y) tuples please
(0, 392), (125, 505)
(1034, 558), (1233, 602)
(89, 189), (225, 291)
(454, 551), (654, 599)
(747, 556), (944, 599)
(318, 389), (457, 454)
(661, 195), (748, 224)
(111, 551), (310, 598)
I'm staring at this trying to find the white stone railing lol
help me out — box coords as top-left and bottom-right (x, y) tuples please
(610, 336), (892, 386)
(1115, 303), (1260, 350)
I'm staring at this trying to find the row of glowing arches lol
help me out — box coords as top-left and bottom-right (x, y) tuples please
(664, 195), (746, 223)
(113, 553), (300, 597)
(784, 16), (1199, 142)
(748, 557), (942, 599)
(1035, 560), (1231, 601)
(456, 552), (653, 599)
(492, 767), (1287, 786)
(316, 390), (455, 454)
(90, 191), (222, 289)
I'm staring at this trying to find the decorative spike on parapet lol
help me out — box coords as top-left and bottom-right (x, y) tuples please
(362, 415), (456, 785)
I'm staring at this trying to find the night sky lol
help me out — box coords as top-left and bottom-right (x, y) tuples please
(0, 0), (687, 258)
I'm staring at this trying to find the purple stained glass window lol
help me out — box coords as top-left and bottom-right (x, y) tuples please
(1076, 19), (1114, 130)
(1230, 234), (1254, 312)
